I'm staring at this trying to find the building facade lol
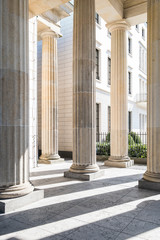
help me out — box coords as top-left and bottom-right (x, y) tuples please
(1, 0), (160, 205)
(47, 13), (147, 157)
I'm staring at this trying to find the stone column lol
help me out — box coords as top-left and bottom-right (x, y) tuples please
(139, 0), (160, 190)
(68, 0), (99, 174)
(0, 0), (34, 198)
(105, 20), (134, 168)
(39, 30), (61, 164)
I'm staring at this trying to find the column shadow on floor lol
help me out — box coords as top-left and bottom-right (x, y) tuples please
(0, 177), (159, 240)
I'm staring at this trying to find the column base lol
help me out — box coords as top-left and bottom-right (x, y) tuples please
(139, 178), (160, 192)
(0, 188), (44, 213)
(64, 163), (102, 181)
(64, 170), (105, 181)
(105, 156), (134, 168)
(143, 171), (160, 182)
(69, 163), (99, 173)
(38, 154), (64, 164)
(0, 182), (34, 199)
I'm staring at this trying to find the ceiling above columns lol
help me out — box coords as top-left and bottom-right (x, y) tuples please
(29, 0), (69, 16)
(29, 0), (147, 26)
(37, 16), (62, 41)
(124, 0), (147, 25)
(29, 0), (73, 21)
(95, 0), (147, 25)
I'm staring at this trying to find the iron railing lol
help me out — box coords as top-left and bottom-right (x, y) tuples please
(96, 132), (147, 158)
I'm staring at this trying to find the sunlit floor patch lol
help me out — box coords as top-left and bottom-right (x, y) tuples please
(1, 161), (160, 240)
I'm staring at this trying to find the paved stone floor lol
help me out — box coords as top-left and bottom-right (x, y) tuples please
(0, 161), (160, 240)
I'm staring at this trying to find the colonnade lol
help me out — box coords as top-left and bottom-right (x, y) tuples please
(0, 0), (160, 200)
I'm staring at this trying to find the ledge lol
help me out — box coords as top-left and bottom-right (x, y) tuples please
(0, 189), (44, 214)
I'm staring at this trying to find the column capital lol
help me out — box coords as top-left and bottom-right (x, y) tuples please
(106, 19), (130, 33)
(40, 29), (61, 40)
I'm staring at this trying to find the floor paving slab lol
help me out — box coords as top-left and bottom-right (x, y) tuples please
(0, 162), (160, 240)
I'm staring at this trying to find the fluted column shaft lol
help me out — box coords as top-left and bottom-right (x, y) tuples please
(39, 31), (60, 163)
(143, 0), (160, 182)
(70, 0), (99, 173)
(0, 0), (33, 198)
(105, 20), (133, 168)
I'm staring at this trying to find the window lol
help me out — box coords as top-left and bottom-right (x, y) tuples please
(128, 37), (132, 55)
(139, 43), (147, 74)
(108, 57), (111, 85)
(139, 46), (142, 69)
(145, 115), (147, 132)
(135, 25), (139, 32)
(139, 79), (142, 94)
(108, 106), (111, 132)
(96, 49), (100, 80)
(139, 113), (147, 132)
(128, 111), (132, 133)
(96, 104), (100, 141)
(145, 82), (147, 94)
(145, 52), (147, 73)
(139, 114), (142, 132)
(142, 49), (144, 71)
(142, 28), (145, 40)
(139, 78), (147, 102)
(95, 13), (99, 24)
(128, 71), (132, 95)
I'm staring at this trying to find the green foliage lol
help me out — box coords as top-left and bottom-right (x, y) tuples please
(129, 132), (142, 144)
(106, 132), (141, 145)
(128, 135), (135, 145)
(96, 143), (110, 156)
(106, 132), (110, 143)
(97, 132), (147, 158)
(128, 145), (147, 158)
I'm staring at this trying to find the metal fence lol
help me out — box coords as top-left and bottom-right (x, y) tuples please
(96, 132), (110, 156)
(96, 132), (147, 158)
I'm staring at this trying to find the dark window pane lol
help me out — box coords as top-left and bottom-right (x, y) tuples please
(128, 72), (132, 94)
(108, 57), (111, 85)
(96, 104), (99, 141)
(96, 49), (100, 80)
(95, 13), (99, 24)
(128, 111), (132, 132)
(108, 106), (111, 132)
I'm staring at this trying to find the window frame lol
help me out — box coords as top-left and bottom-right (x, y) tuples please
(95, 13), (100, 25)
(128, 111), (132, 133)
(108, 57), (111, 86)
(135, 24), (139, 32)
(142, 27), (145, 40)
(128, 71), (132, 95)
(128, 37), (132, 56)
(96, 103), (100, 141)
(96, 48), (100, 80)
(139, 43), (147, 74)
(108, 106), (111, 132)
